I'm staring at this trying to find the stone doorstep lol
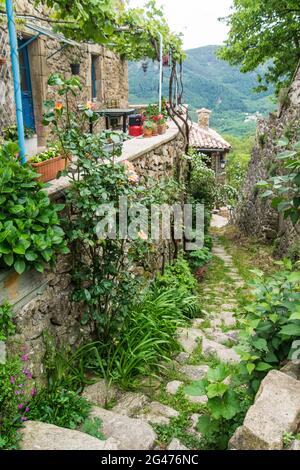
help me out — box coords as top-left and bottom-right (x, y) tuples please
(19, 421), (119, 450)
(90, 406), (156, 450)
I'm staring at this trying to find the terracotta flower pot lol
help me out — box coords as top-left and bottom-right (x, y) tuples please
(30, 155), (68, 182)
(152, 123), (158, 136)
(157, 124), (166, 135)
(143, 127), (153, 138)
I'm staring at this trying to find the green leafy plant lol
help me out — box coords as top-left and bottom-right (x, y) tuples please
(257, 137), (300, 225)
(0, 142), (69, 274)
(84, 285), (197, 388)
(82, 417), (105, 440)
(0, 353), (35, 450)
(186, 246), (212, 272)
(29, 387), (91, 429)
(143, 120), (154, 130)
(1, 125), (35, 142)
(184, 364), (252, 449)
(237, 262), (300, 392)
(0, 302), (15, 341)
(28, 145), (61, 164)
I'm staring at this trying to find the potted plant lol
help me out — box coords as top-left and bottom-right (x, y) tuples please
(69, 49), (81, 75)
(157, 114), (167, 134)
(151, 116), (159, 136)
(28, 145), (68, 182)
(143, 120), (154, 138)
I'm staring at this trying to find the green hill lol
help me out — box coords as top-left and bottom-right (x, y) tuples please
(128, 45), (276, 137)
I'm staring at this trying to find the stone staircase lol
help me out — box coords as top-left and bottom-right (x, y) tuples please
(19, 242), (246, 451)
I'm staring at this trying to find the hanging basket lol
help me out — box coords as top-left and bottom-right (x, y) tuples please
(70, 63), (80, 75)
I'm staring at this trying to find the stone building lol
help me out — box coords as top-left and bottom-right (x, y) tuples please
(190, 108), (231, 179)
(0, 0), (128, 148)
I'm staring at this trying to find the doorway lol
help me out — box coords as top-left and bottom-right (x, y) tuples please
(18, 38), (35, 131)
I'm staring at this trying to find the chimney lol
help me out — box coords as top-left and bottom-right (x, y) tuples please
(197, 108), (212, 129)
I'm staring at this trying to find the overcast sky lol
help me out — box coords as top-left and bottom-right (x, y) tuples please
(129, 0), (233, 50)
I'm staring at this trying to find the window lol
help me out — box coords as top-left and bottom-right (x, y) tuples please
(91, 55), (97, 101)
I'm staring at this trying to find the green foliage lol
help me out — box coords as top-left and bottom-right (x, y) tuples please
(85, 285), (198, 389)
(218, 0), (300, 94)
(184, 364), (253, 449)
(1, 125), (34, 142)
(28, 145), (60, 164)
(37, 0), (184, 62)
(82, 417), (105, 440)
(186, 246), (212, 272)
(0, 355), (35, 450)
(29, 387), (91, 429)
(42, 332), (95, 392)
(224, 134), (253, 193)
(257, 137), (300, 225)
(237, 263), (300, 392)
(155, 255), (198, 301)
(0, 142), (69, 274)
(188, 152), (216, 210)
(0, 302), (15, 341)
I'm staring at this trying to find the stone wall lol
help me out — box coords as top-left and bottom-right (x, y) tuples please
(1, 0), (128, 145)
(4, 122), (186, 380)
(234, 63), (300, 257)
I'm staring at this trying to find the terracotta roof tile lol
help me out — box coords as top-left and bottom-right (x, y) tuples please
(190, 123), (231, 151)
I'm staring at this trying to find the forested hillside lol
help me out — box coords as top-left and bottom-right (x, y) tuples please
(128, 45), (275, 137)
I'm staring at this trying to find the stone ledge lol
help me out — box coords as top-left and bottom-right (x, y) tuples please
(45, 118), (183, 199)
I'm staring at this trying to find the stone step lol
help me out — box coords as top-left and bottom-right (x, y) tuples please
(90, 406), (156, 450)
(229, 370), (300, 450)
(201, 337), (240, 363)
(178, 364), (209, 381)
(19, 421), (119, 450)
(136, 401), (179, 425)
(177, 327), (204, 354)
(112, 392), (150, 417)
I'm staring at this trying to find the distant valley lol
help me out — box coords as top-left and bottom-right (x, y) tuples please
(128, 45), (276, 137)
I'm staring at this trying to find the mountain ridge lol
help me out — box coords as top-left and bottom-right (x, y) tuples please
(128, 45), (275, 137)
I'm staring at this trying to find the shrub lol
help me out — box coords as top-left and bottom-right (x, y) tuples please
(188, 152), (216, 210)
(257, 137), (300, 225)
(0, 354), (35, 450)
(186, 246), (212, 273)
(0, 302), (15, 341)
(155, 255), (197, 295)
(236, 262), (300, 392)
(29, 387), (91, 429)
(0, 142), (68, 274)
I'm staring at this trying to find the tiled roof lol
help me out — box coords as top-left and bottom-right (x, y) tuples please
(190, 123), (231, 151)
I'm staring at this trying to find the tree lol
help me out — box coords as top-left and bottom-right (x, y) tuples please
(218, 0), (300, 94)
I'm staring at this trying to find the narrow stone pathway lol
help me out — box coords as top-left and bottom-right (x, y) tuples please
(20, 238), (246, 450)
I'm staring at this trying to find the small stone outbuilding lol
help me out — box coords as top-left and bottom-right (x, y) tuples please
(190, 108), (231, 180)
